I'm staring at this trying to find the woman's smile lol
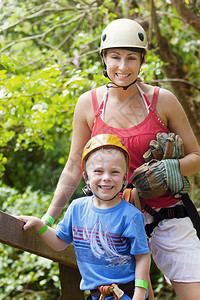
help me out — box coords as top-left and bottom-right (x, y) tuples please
(116, 73), (131, 79)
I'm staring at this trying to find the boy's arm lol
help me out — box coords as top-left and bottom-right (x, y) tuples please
(133, 253), (151, 300)
(18, 216), (68, 251)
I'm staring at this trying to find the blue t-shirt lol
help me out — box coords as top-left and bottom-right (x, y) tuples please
(56, 196), (149, 291)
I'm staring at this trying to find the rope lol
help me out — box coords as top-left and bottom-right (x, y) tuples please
(98, 284), (123, 300)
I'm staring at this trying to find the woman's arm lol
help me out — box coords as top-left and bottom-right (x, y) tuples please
(133, 253), (150, 300)
(18, 216), (68, 251)
(45, 91), (94, 220)
(156, 88), (200, 176)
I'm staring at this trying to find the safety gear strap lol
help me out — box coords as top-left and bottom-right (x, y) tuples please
(123, 188), (141, 211)
(98, 284), (123, 300)
(90, 280), (135, 298)
(122, 188), (200, 240)
(181, 193), (200, 239)
(144, 203), (188, 238)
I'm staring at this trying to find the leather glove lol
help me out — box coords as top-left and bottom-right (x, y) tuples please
(130, 158), (190, 199)
(143, 132), (184, 162)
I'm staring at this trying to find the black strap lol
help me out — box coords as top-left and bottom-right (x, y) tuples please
(144, 204), (188, 238)
(90, 280), (135, 297)
(181, 193), (200, 239)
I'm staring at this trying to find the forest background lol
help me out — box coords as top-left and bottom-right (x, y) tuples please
(0, 0), (200, 299)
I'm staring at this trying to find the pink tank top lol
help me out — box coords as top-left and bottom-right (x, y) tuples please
(91, 87), (179, 209)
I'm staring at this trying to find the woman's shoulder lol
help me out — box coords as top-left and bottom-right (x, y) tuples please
(157, 87), (181, 111)
(138, 82), (158, 102)
(158, 86), (176, 99)
(77, 85), (106, 105)
(141, 83), (177, 104)
(74, 90), (93, 119)
(77, 89), (92, 104)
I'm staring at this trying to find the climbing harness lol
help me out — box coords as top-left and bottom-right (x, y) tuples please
(123, 187), (141, 210)
(123, 186), (200, 239)
(144, 202), (188, 238)
(90, 280), (135, 299)
(180, 193), (200, 239)
(99, 284), (124, 300)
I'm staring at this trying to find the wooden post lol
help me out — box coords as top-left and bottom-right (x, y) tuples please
(0, 210), (77, 266)
(0, 210), (84, 298)
(58, 264), (84, 300)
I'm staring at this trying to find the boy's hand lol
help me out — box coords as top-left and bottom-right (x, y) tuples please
(17, 216), (68, 251)
(17, 216), (44, 232)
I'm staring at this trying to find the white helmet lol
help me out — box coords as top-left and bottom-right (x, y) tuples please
(100, 18), (148, 54)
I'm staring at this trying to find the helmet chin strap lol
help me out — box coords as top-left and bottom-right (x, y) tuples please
(106, 78), (137, 90)
(103, 68), (138, 91)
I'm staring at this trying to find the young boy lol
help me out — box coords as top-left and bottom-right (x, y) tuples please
(18, 134), (150, 300)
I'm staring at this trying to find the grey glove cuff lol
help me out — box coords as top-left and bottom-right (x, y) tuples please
(163, 159), (190, 194)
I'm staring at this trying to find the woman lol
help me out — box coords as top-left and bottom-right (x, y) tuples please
(43, 19), (200, 299)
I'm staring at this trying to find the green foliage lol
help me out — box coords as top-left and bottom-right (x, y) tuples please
(0, 65), (74, 152)
(0, 186), (60, 300)
(0, 185), (51, 215)
(157, 2), (200, 87)
(0, 246), (60, 300)
(141, 49), (167, 82)
(3, 137), (69, 192)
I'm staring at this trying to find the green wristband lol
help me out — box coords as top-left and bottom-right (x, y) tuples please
(135, 279), (148, 290)
(36, 224), (48, 236)
(42, 214), (55, 226)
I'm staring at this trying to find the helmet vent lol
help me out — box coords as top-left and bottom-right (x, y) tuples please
(102, 34), (107, 41)
(86, 140), (92, 149)
(138, 32), (144, 41)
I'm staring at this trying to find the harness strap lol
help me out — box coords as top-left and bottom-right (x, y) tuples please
(122, 189), (199, 239)
(181, 193), (200, 239)
(90, 280), (135, 299)
(145, 204), (188, 238)
(144, 193), (200, 239)
(123, 188), (141, 210)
